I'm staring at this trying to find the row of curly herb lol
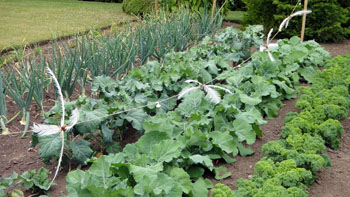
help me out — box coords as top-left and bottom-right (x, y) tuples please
(41, 25), (331, 196)
(211, 54), (350, 196)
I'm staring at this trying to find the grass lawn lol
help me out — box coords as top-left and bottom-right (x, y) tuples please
(224, 11), (245, 23)
(0, 0), (135, 52)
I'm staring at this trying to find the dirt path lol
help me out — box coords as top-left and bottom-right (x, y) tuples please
(308, 118), (350, 197)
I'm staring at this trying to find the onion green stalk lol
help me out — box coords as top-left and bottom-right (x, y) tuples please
(0, 71), (8, 135)
(3, 66), (34, 138)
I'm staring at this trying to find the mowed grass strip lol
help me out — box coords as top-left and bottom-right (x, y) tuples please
(224, 11), (245, 23)
(0, 0), (135, 51)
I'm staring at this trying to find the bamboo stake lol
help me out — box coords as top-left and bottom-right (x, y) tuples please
(300, 0), (308, 42)
(155, 0), (159, 16)
(211, 0), (217, 20)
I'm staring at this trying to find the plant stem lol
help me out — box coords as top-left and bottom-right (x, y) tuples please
(0, 117), (9, 135)
(21, 111), (30, 138)
(6, 111), (20, 124)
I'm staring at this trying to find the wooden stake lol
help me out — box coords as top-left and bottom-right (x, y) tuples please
(300, 0), (308, 42)
(155, 0), (159, 16)
(211, 0), (217, 20)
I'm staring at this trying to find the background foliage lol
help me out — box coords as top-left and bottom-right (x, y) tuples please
(122, 0), (234, 16)
(242, 0), (350, 42)
(81, 0), (123, 2)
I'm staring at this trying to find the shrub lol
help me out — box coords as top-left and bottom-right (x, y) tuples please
(80, 0), (123, 2)
(229, 0), (246, 11)
(242, 0), (276, 34)
(160, 0), (232, 14)
(122, 0), (154, 15)
(243, 0), (350, 42)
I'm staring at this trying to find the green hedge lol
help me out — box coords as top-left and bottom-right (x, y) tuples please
(122, 0), (232, 16)
(229, 0), (246, 11)
(122, 0), (154, 15)
(243, 0), (350, 42)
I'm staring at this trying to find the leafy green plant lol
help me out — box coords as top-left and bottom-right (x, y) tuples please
(0, 168), (52, 196)
(228, 54), (350, 196)
(2, 66), (34, 137)
(317, 119), (343, 149)
(16, 56), (48, 113)
(47, 41), (87, 99)
(235, 160), (310, 197)
(211, 183), (236, 197)
(60, 26), (332, 196)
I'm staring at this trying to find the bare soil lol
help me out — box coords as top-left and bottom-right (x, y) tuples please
(0, 23), (350, 196)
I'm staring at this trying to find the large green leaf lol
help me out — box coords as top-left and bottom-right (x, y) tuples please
(169, 168), (192, 194)
(285, 63), (300, 75)
(210, 131), (238, 155)
(91, 76), (117, 98)
(101, 123), (114, 143)
(187, 166), (205, 179)
(237, 143), (254, 156)
(76, 104), (108, 134)
(284, 50), (308, 64)
(124, 78), (150, 92)
(191, 178), (208, 197)
(89, 156), (112, 181)
(239, 93), (262, 105)
(214, 166), (232, 180)
(232, 118), (256, 144)
(189, 155), (214, 171)
(150, 140), (184, 163)
(181, 129), (213, 151)
(251, 76), (280, 98)
(256, 60), (279, 79)
(260, 98), (282, 119)
(39, 133), (61, 164)
(130, 163), (163, 183)
(214, 113), (234, 131)
(143, 114), (179, 137)
(235, 108), (267, 125)
(71, 140), (93, 165)
(272, 80), (294, 95)
(177, 90), (205, 117)
(124, 109), (148, 131)
(133, 172), (175, 196)
(65, 170), (91, 197)
(136, 131), (170, 154)
(150, 173), (176, 195)
(299, 66), (319, 83)
(226, 71), (244, 87)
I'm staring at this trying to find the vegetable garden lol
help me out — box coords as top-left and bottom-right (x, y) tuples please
(1, 1), (350, 196)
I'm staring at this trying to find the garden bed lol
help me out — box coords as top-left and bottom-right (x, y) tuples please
(1, 21), (350, 196)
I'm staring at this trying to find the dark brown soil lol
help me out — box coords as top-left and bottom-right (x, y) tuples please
(307, 117), (350, 197)
(321, 40), (350, 57)
(0, 22), (350, 196)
